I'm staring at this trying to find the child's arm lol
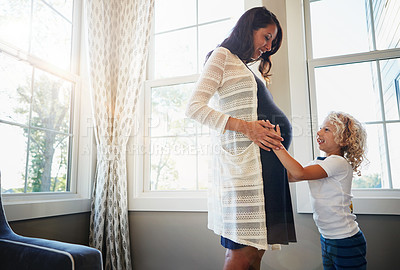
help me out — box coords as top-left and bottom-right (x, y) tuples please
(273, 125), (328, 182)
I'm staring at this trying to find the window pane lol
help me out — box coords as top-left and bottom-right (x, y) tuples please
(150, 137), (197, 191)
(387, 123), (400, 188)
(198, 20), (234, 72)
(198, 0), (243, 24)
(45, 0), (74, 22)
(314, 62), (381, 122)
(0, 53), (32, 125)
(379, 58), (400, 121)
(151, 83), (196, 137)
(31, 69), (72, 134)
(309, 0), (369, 58)
(27, 130), (70, 192)
(0, 124), (27, 193)
(0, 0), (31, 51)
(154, 28), (197, 78)
(352, 124), (388, 188)
(154, 0), (196, 33)
(31, 0), (72, 69)
(367, 0), (400, 51)
(149, 80), (213, 192)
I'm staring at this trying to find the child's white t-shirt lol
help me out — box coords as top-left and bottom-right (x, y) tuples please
(307, 155), (360, 239)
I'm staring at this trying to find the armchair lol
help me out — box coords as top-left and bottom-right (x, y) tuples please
(0, 172), (103, 270)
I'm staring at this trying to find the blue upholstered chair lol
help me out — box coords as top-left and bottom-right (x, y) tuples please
(0, 172), (103, 270)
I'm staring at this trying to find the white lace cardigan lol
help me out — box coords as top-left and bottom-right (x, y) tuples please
(186, 47), (273, 250)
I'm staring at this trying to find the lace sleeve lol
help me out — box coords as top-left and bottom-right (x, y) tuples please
(185, 47), (230, 134)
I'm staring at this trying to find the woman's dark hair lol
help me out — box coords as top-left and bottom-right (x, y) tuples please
(206, 6), (282, 82)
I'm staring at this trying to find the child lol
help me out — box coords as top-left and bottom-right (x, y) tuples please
(273, 111), (367, 270)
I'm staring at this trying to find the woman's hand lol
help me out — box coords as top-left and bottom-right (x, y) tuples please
(225, 117), (283, 151)
(242, 120), (284, 151)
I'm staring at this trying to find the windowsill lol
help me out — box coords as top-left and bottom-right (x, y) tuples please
(2, 193), (91, 221)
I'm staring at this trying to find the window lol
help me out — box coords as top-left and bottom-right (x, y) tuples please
(306, 0), (400, 189)
(135, 0), (243, 201)
(0, 0), (79, 194)
(145, 79), (210, 192)
(296, 0), (400, 214)
(149, 0), (243, 80)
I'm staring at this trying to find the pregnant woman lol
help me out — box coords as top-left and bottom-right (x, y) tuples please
(186, 7), (296, 270)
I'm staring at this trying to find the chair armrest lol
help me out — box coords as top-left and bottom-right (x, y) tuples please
(0, 235), (102, 270)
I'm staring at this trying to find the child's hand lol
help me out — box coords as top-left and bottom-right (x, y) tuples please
(273, 124), (281, 137)
(271, 125), (284, 150)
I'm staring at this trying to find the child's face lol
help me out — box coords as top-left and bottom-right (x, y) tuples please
(316, 119), (342, 156)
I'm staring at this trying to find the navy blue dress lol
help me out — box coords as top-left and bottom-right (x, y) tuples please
(255, 74), (297, 245)
(221, 74), (297, 249)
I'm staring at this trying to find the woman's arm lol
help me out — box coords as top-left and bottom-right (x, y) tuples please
(186, 48), (283, 150)
(273, 125), (327, 181)
(185, 48), (231, 134)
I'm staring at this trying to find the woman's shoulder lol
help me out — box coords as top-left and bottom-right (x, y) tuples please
(210, 46), (238, 59)
(206, 47), (241, 69)
(214, 46), (230, 54)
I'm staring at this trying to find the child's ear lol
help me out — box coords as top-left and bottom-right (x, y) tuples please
(340, 143), (348, 151)
(338, 139), (347, 147)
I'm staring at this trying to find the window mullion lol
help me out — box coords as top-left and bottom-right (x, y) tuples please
(154, 18), (232, 36)
(304, 0), (314, 60)
(196, 0), (199, 74)
(307, 61), (318, 158)
(0, 41), (79, 82)
(374, 60), (393, 189)
(24, 67), (36, 193)
(144, 84), (151, 192)
(195, 115), (199, 191)
(194, 0), (200, 191)
(309, 48), (400, 68)
(40, 0), (73, 24)
(367, 0), (377, 51)
(396, 74), (400, 119)
(28, 0), (34, 54)
(66, 81), (77, 192)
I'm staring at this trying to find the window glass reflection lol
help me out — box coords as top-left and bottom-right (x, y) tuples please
(0, 53), (32, 125)
(310, 0), (369, 58)
(154, 28), (197, 78)
(315, 62), (381, 123)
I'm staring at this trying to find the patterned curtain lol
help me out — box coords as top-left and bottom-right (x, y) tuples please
(85, 0), (154, 269)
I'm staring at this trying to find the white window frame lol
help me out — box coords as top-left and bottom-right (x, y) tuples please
(129, 74), (208, 211)
(1, 0), (94, 221)
(288, 0), (400, 216)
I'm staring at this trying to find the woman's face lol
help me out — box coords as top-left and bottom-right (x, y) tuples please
(252, 24), (278, 60)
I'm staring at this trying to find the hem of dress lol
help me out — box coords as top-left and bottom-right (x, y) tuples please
(216, 230), (270, 250)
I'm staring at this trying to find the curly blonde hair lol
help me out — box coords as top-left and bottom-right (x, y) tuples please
(326, 111), (367, 175)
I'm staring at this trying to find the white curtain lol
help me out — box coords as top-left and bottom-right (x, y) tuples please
(85, 0), (154, 269)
